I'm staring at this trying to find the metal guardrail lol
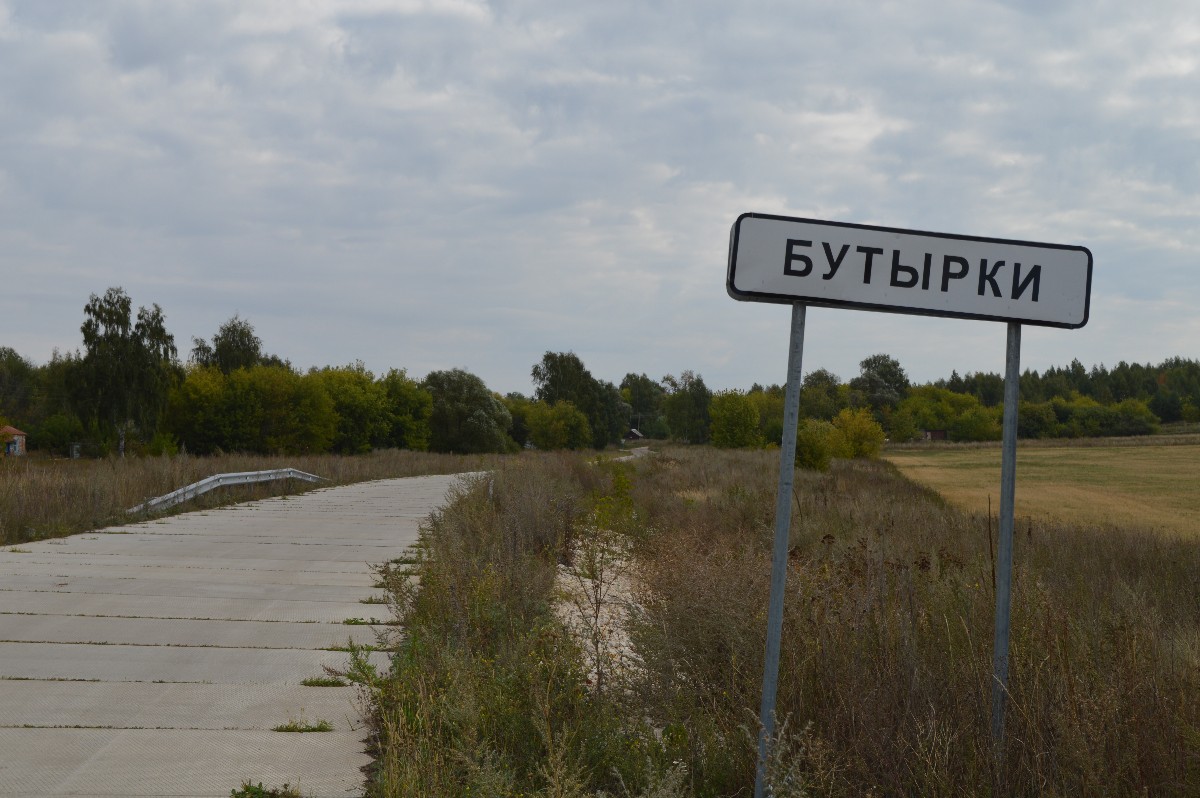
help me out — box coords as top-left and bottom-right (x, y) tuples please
(128, 468), (327, 514)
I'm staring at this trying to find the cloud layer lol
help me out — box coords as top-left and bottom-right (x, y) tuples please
(4, 0), (1198, 393)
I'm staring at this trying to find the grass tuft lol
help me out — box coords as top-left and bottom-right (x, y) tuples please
(230, 781), (304, 797)
(272, 718), (333, 733)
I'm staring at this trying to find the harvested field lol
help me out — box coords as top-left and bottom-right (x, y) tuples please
(886, 440), (1200, 536)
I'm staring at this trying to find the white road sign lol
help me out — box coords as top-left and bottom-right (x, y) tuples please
(728, 213), (1093, 328)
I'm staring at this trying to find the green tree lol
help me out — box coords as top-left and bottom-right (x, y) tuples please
(798, 368), (847, 421)
(75, 288), (178, 456)
(532, 352), (625, 449)
(31, 350), (84, 439)
(899, 386), (983, 433)
(747, 385), (785, 444)
(1148, 389), (1183, 423)
(526, 401), (592, 450)
(621, 373), (667, 437)
(314, 364), (390, 454)
(378, 369), (432, 451)
(0, 347), (37, 425)
(1109, 398), (1159, 436)
(532, 352), (594, 406)
(1181, 398), (1200, 423)
(225, 367), (335, 454)
(166, 366), (230, 455)
(30, 413), (85, 456)
(503, 393), (533, 449)
(709, 391), (761, 448)
(661, 371), (711, 444)
(1018, 401), (1058, 439)
(850, 354), (910, 424)
(423, 369), (512, 454)
(593, 380), (630, 449)
(950, 406), (1001, 442)
(191, 315), (264, 373)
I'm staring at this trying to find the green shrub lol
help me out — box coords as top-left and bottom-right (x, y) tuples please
(709, 391), (762, 449)
(795, 420), (836, 471)
(831, 407), (885, 458)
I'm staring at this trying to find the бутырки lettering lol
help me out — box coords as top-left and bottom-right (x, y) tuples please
(784, 238), (1041, 302)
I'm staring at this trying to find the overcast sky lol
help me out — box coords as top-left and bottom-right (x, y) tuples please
(4, 0), (1199, 395)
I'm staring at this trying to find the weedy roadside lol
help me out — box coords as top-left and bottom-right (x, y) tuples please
(361, 447), (1200, 797)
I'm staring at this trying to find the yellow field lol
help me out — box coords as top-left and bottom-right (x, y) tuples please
(885, 440), (1200, 537)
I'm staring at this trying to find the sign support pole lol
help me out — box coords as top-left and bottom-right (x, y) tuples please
(754, 302), (807, 798)
(991, 322), (1022, 750)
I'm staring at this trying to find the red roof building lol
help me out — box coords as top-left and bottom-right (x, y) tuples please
(1, 425), (27, 456)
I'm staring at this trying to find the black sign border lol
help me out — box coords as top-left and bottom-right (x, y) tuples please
(727, 212), (1093, 329)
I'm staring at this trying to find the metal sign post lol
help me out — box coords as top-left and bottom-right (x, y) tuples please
(727, 213), (1091, 796)
(754, 303), (807, 798)
(991, 322), (1022, 746)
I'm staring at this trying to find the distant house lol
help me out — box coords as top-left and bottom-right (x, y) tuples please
(624, 428), (645, 441)
(921, 429), (948, 441)
(1, 425), (27, 456)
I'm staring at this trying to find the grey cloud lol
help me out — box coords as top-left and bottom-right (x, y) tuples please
(2, 0), (1198, 393)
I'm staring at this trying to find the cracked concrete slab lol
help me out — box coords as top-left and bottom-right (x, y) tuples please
(0, 472), (472, 798)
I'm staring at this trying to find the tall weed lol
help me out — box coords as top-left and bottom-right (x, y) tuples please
(627, 449), (1199, 796)
(364, 454), (674, 798)
(364, 446), (1199, 796)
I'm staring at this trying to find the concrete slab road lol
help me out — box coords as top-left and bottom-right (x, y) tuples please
(0, 473), (473, 798)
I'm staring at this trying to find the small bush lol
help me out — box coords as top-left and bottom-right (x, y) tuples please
(794, 420), (836, 471)
(831, 407), (885, 457)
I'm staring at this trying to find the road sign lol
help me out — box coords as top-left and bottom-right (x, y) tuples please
(728, 213), (1092, 328)
(737, 212), (1093, 798)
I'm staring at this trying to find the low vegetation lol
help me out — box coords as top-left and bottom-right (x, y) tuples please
(272, 718), (333, 733)
(887, 436), (1200, 537)
(361, 448), (1199, 796)
(0, 449), (499, 546)
(230, 782), (303, 798)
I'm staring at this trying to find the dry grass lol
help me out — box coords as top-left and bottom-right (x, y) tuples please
(625, 448), (1199, 796)
(0, 449), (503, 546)
(358, 445), (1198, 795)
(885, 441), (1200, 537)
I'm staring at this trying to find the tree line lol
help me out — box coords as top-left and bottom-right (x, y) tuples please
(2, 287), (1198, 457)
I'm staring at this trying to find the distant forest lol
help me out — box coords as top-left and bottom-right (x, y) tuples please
(2, 288), (1198, 457)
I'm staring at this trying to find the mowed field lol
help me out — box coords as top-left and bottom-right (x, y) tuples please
(886, 437), (1200, 536)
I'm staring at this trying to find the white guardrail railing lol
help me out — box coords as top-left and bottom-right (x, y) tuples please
(128, 468), (327, 514)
